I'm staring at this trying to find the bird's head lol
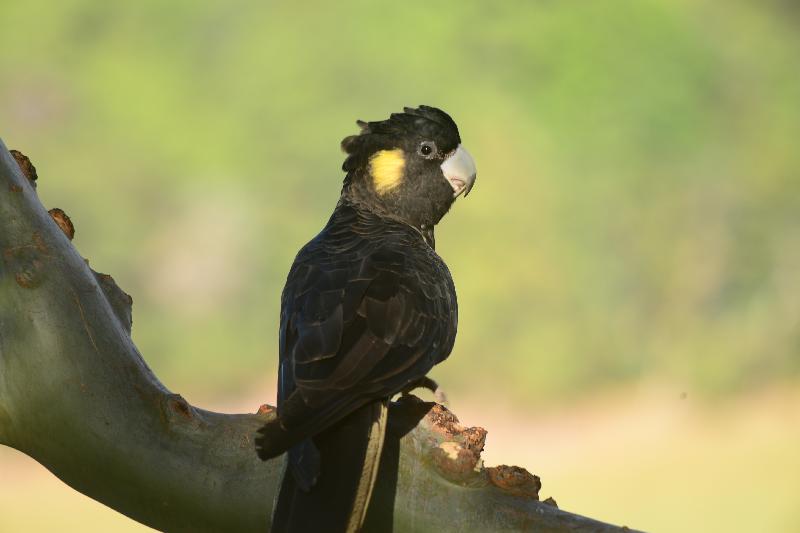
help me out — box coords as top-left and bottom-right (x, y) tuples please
(340, 106), (476, 229)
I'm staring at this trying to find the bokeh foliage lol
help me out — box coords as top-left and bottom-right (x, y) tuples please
(1, 0), (798, 403)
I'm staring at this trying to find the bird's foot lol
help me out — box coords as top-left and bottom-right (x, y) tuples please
(401, 377), (450, 408)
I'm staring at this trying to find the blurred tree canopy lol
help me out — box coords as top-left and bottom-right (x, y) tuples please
(1, 0), (797, 403)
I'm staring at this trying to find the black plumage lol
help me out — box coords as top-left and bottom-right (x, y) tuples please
(256, 106), (475, 532)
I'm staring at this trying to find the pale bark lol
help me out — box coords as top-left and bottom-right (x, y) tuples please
(0, 139), (641, 532)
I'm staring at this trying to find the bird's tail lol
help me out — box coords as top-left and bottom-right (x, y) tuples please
(270, 400), (388, 533)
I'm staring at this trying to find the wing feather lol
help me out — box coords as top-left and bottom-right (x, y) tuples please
(276, 207), (457, 437)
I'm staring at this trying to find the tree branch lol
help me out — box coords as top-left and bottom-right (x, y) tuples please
(0, 139), (640, 532)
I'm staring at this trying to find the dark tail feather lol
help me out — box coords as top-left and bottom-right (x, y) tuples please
(256, 419), (305, 461)
(287, 438), (321, 492)
(270, 401), (388, 533)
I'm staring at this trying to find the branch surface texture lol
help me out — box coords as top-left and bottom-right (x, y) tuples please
(0, 139), (641, 532)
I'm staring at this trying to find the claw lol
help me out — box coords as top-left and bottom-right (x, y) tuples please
(433, 387), (449, 407)
(400, 377), (450, 408)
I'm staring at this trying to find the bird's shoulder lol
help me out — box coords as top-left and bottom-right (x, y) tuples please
(284, 205), (451, 302)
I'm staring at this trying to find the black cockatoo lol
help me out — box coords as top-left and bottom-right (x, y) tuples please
(256, 105), (476, 532)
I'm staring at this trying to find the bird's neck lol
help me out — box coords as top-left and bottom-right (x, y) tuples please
(334, 196), (436, 249)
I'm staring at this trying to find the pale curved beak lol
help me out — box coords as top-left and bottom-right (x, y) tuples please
(440, 145), (477, 198)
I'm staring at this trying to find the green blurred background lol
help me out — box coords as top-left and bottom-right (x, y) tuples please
(1, 1), (798, 531)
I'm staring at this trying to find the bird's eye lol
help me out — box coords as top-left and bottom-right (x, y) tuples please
(418, 141), (437, 159)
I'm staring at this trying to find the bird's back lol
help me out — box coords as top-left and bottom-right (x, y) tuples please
(277, 202), (457, 430)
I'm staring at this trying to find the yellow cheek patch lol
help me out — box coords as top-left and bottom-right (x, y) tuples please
(369, 149), (405, 195)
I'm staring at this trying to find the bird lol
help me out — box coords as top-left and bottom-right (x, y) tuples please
(255, 105), (476, 532)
